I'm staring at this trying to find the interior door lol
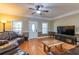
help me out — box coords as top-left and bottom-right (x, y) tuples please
(29, 21), (38, 39)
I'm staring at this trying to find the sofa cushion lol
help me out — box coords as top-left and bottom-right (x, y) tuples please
(0, 44), (18, 55)
(8, 31), (18, 40)
(11, 38), (24, 45)
(60, 46), (79, 55)
(67, 46), (79, 55)
(0, 32), (9, 40)
(0, 40), (8, 46)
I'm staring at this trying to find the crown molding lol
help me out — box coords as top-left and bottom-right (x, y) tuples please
(52, 10), (79, 20)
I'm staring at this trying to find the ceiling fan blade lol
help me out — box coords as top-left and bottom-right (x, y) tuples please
(40, 10), (48, 12)
(43, 10), (48, 12)
(32, 12), (36, 14)
(29, 8), (35, 10)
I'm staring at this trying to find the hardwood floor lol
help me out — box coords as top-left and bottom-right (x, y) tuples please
(19, 37), (76, 55)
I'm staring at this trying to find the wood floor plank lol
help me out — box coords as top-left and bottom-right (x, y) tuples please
(19, 37), (76, 55)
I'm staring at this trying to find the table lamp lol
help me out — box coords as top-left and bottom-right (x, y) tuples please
(1, 20), (7, 32)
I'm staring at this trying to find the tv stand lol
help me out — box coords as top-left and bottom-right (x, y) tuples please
(54, 33), (77, 45)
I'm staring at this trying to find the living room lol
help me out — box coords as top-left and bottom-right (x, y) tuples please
(0, 3), (79, 55)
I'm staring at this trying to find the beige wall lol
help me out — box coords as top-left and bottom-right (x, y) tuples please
(11, 17), (29, 34)
(53, 14), (79, 34)
(48, 20), (54, 32)
(0, 14), (29, 33)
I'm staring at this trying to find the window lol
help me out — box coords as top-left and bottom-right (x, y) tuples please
(42, 23), (48, 34)
(12, 21), (22, 34)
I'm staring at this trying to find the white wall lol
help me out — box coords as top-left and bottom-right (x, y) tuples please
(53, 14), (79, 34)
(13, 17), (52, 35)
(22, 18), (29, 33)
(28, 18), (52, 32)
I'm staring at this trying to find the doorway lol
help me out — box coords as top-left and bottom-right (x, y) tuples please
(29, 21), (38, 39)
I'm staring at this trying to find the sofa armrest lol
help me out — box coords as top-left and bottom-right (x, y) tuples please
(0, 40), (9, 46)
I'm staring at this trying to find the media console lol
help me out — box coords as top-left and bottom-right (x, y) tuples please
(53, 33), (77, 45)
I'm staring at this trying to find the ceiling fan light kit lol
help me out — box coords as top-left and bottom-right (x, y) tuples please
(36, 11), (41, 14)
(29, 4), (48, 15)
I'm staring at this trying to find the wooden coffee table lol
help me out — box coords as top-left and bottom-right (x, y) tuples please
(41, 39), (64, 54)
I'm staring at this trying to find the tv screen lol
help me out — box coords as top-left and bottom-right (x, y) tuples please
(57, 26), (75, 36)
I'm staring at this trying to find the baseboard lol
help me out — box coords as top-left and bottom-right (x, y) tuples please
(28, 36), (51, 40)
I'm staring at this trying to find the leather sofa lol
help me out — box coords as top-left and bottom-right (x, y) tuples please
(51, 45), (79, 55)
(0, 31), (26, 55)
(61, 45), (79, 55)
(0, 31), (25, 45)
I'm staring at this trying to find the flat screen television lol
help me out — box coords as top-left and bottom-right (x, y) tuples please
(57, 26), (75, 36)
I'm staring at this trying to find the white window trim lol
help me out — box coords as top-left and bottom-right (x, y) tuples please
(42, 22), (48, 34)
(12, 20), (22, 34)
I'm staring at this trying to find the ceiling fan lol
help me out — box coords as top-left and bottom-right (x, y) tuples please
(29, 4), (48, 15)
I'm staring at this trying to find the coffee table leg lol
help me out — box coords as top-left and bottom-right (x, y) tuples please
(60, 44), (63, 52)
(56, 44), (63, 52)
(55, 44), (63, 52)
(48, 47), (50, 52)
(60, 44), (63, 49)
(43, 44), (51, 54)
(44, 44), (46, 52)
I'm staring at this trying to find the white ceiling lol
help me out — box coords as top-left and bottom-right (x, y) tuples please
(1, 3), (79, 20)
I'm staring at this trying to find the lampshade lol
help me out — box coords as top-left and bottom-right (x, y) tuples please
(1, 20), (7, 23)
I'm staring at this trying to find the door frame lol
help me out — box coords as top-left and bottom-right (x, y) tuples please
(29, 21), (38, 39)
